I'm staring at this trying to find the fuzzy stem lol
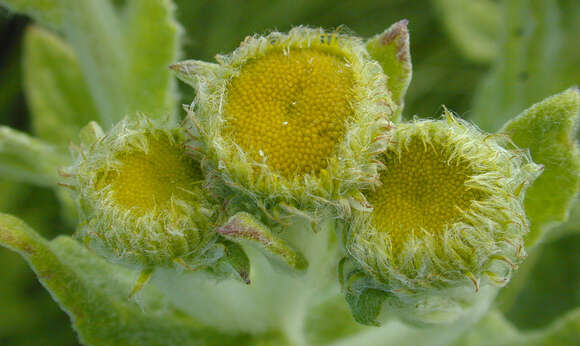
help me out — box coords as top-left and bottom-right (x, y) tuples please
(151, 217), (342, 344)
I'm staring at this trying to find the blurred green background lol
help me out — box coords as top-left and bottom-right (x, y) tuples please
(0, 0), (578, 344)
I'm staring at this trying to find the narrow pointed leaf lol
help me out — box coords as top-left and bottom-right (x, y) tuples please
(366, 19), (412, 121)
(0, 213), (260, 345)
(217, 212), (308, 272)
(23, 26), (98, 147)
(501, 88), (580, 246)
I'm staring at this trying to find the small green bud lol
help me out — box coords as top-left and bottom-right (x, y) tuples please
(66, 117), (218, 269)
(345, 110), (542, 324)
(172, 27), (395, 217)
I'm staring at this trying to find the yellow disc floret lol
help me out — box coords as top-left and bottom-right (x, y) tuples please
(182, 27), (394, 211)
(225, 48), (354, 177)
(370, 138), (483, 254)
(348, 113), (542, 292)
(71, 118), (216, 267)
(98, 135), (202, 216)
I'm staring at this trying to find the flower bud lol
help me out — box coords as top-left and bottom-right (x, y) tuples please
(174, 27), (395, 215)
(345, 111), (542, 323)
(67, 117), (218, 268)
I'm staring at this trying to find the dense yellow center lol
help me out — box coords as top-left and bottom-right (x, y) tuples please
(98, 135), (202, 215)
(224, 48), (354, 177)
(369, 138), (482, 253)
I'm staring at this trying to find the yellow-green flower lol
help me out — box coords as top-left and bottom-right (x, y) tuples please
(174, 27), (395, 215)
(348, 111), (542, 292)
(66, 117), (217, 268)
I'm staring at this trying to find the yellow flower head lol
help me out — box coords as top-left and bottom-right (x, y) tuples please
(348, 111), (542, 292)
(68, 118), (217, 267)
(178, 27), (394, 214)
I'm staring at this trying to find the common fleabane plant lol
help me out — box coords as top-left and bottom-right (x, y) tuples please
(0, 1), (579, 345)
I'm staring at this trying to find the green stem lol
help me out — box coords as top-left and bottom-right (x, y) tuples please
(152, 217), (343, 345)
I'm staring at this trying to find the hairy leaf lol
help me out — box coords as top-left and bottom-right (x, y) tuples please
(23, 26), (98, 147)
(0, 213), (269, 345)
(501, 88), (580, 246)
(366, 19), (412, 121)
(0, 126), (68, 186)
(121, 0), (181, 122)
(2, 0), (180, 127)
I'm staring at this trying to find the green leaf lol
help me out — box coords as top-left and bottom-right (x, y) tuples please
(545, 201), (580, 242)
(63, 0), (180, 126)
(432, 0), (501, 63)
(23, 26), (98, 147)
(0, 0), (66, 29)
(3, 0), (181, 127)
(453, 307), (580, 346)
(211, 240), (251, 284)
(500, 233), (580, 330)
(0, 213), (270, 345)
(62, 0), (131, 128)
(121, 0), (181, 122)
(0, 126), (68, 187)
(345, 287), (390, 327)
(501, 88), (580, 246)
(366, 19), (412, 121)
(304, 295), (365, 345)
(338, 257), (388, 326)
(470, 0), (566, 132)
(217, 212), (308, 272)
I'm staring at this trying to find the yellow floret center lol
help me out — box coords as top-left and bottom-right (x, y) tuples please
(224, 47), (354, 177)
(97, 134), (202, 215)
(369, 137), (482, 254)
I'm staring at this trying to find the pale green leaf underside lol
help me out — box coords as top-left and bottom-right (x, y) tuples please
(501, 88), (580, 246)
(366, 19), (412, 121)
(23, 26), (98, 147)
(0, 213), (268, 346)
(432, 0), (501, 63)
